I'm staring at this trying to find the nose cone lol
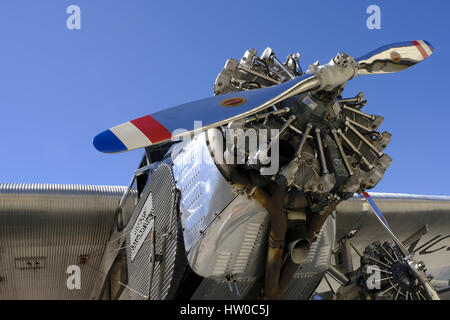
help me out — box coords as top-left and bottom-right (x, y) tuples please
(93, 129), (127, 153)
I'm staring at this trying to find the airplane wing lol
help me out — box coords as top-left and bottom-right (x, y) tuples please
(0, 183), (125, 300)
(335, 193), (450, 274)
(321, 193), (450, 298)
(1, 184), (448, 300)
(192, 193), (450, 300)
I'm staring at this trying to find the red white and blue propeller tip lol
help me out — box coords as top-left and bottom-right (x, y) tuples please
(93, 115), (172, 153)
(93, 40), (434, 154)
(356, 40), (434, 62)
(412, 40), (434, 58)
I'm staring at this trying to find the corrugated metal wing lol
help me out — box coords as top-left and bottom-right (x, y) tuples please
(0, 184), (125, 300)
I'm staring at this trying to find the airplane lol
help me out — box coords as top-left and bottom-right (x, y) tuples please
(0, 40), (449, 300)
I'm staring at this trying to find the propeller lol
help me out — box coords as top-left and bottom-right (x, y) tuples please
(356, 40), (434, 75)
(93, 40), (433, 154)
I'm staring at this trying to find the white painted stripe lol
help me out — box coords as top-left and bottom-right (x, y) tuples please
(418, 40), (433, 56)
(110, 121), (152, 150)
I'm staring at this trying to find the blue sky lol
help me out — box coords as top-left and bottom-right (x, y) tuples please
(0, 1), (449, 195)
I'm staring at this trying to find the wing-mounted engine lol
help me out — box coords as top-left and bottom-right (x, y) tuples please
(329, 240), (439, 300)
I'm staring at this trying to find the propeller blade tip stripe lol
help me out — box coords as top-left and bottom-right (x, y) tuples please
(423, 40), (434, 52)
(130, 115), (172, 144)
(412, 40), (433, 59)
(93, 129), (128, 153)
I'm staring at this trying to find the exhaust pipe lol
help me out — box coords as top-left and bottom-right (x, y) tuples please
(285, 209), (310, 264)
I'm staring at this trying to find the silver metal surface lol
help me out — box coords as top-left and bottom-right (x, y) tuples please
(331, 129), (353, 176)
(237, 65), (281, 85)
(343, 105), (375, 120)
(346, 117), (373, 133)
(315, 128), (329, 174)
(337, 129), (373, 169)
(338, 92), (365, 104)
(356, 41), (432, 76)
(148, 163), (182, 300)
(346, 121), (383, 157)
(403, 225), (430, 247)
(337, 129), (361, 156)
(283, 216), (336, 299)
(172, 132), (237, 253)
(172, 133), (270, 280)
(335, 193), (450, 274)
(0, 183), (125, 300)
(277, 123), (312, 186)
(187, 193), (270, 280)
(120, 162), (185, 300)
(327, 265), (350, 286)
(265, 114), (296, 153)
(296, 123), (313, 155)
(272, 55), (296, 80)
(307, 52), (357, 91)
(407, 259), (440, 300)
(121, 185), (155, 300)
(244, 107), (290, 123)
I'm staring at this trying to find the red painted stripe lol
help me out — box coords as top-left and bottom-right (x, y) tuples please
(131, 115), (172, 143)
(363, 192), (370, 198)
(225, 98), (242, 103)
(224, 98), (244, 106)
(412, 40), (428, 59)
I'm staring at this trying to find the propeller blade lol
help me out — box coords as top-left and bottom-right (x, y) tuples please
(94, 40), (434, 154)
(356, 40), (434, 76)
(93, 74), (320, 153)
(360, 192), (410, 257)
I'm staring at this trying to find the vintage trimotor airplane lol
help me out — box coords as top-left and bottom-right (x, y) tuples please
(88, 39), (449, 300)
(1, 40), (449, 300)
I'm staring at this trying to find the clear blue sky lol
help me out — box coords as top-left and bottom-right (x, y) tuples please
(0, 1), (449, 195)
